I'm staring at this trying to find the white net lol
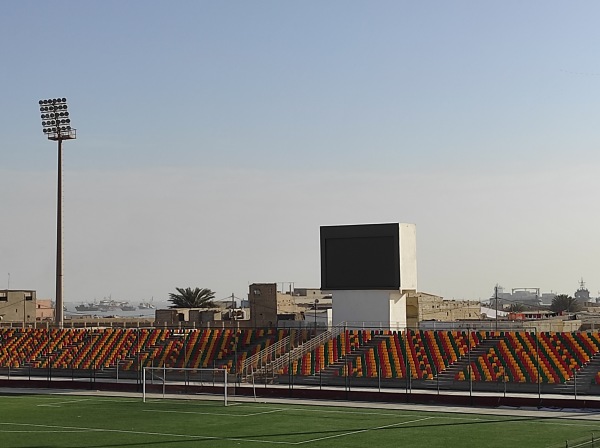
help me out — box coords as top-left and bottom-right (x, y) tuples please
(142, 367), (235, 406)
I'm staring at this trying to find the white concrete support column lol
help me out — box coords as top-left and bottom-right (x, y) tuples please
(332, 290), (407, 330)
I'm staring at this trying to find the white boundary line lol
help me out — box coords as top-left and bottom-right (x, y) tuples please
(37, 398), (92, 407)
(2, 401), (600, 446)
(0, 429), (89, 433)
(294, 416), (435, 445)
(6, 386), (600, 422)
(5, 394), (600, 446)
(0, 422), (294, 445)
(0, 416), (438, 446)
(142, 408), (286, 417)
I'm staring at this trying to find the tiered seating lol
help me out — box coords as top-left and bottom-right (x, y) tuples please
(91, 329), (129, 368)
(52, 329), (92, 369)
(284, 329), (482, 379)
(405, 330), (479, 380)
(459, 333), (533, 382)
(411, 330), (432, 378)
(539, 331), (596, 381)
(559, 333), (593, 367)
(285, 351), (313, 376)
(436, 331), (467, 366)
(182, 330), (201, 368)
(456, 332), (600, 384)
(340, 346), (380, 378)
(3, 328), (600, 386)
(532, 333), (567, 383)
(389, 332), (407, 378)
(364, 347), (378, 377)
(377, 335), (394, 378)
(580, 332), (600, 355)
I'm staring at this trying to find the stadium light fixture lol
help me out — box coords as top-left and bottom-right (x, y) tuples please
(39, 97), (77, 328)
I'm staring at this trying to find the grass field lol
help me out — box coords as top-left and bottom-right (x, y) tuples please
(0, 393), (599, 447)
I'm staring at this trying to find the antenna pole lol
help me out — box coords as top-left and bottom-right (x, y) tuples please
(495, 285), (498, 332)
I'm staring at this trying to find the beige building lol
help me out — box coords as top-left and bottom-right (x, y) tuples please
(36, 299), (55, 321)
(0, 290), (36, 324)
(406, 292), (480, 329)
(249, 283), (303, 327)
(155, 308), (222, 327)
(292, 288), (331, 306)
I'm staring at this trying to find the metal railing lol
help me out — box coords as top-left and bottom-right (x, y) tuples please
(241, 334), (292, 380)
(243, 325), (346, 380)
(546, 433), (597, 448)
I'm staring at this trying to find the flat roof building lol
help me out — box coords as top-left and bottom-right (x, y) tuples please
(0, 290), (36, 325)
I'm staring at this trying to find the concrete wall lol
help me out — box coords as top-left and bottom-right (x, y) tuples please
(155, 309), (179, 326)
(399, 223), (417, 291)
(292, 288), (331, 305)
(0, 290), (36, 323)
(155, 308), (222, 327)
(389, 291), (407, 330)
(522, 319), (581, 333)
(36, 299), (54, 321)
(332, 290), (407, 329)
(405, 293), (481, 328)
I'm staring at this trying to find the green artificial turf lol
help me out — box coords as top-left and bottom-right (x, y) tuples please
(0, 393), (597, 447)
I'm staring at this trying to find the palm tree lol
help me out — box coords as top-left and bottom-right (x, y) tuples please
(168, 287), (216, 308)
(508, 303), (525, 313)
(550, 294), (581, 314)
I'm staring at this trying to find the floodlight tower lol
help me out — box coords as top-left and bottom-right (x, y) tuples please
(39, 98), (76, 328)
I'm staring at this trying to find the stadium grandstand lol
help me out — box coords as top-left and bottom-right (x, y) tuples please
(3, 223), (600, 409)
(2, 326), (600, 403)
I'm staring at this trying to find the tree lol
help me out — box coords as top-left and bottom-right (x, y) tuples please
(508, 303), (525, 313)
(550, 294), (581, 314)
(168, 287), (216, 308)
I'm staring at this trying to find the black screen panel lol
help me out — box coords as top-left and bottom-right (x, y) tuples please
(320, 223), (400, 290)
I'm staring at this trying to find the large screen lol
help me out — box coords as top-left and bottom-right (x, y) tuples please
(320, 223), (400, 290)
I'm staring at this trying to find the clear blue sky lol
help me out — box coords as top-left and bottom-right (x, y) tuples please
(2, 1), (600, 304)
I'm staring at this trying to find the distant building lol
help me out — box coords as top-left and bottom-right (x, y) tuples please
(155, 308), (223, 327)
(406, 292), (480, 328)
(490, 280), (598, 309)
(0, 290), (36, 324)
(291, 288), (331, 306)
(507, 310), (557, 320)
(248, 283), (303, 326)
(35, 299), (54, 321)
(539, 293), (557, 306)
(491, 286), (543, 309)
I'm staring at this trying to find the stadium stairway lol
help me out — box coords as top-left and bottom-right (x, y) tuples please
(304, 334), (389, 383)
(553, 353), (600, 394)
(216, 329), (290, 374)
(426, 337), (500, 388)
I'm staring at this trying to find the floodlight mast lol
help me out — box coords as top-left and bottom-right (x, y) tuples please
(39, 98), (76, 328)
